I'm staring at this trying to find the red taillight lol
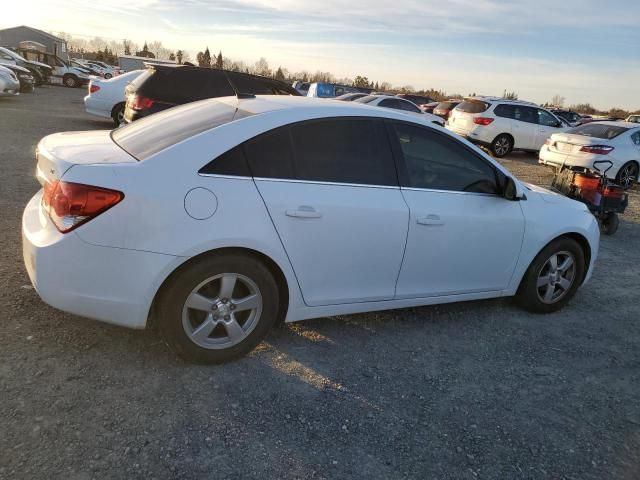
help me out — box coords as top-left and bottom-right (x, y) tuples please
(89, 84), (100, 94)
(473, 117), (495, 126)
(580, 145), (614, 155)
(128, 95), (154, 110)
(42, 181), (124, 233)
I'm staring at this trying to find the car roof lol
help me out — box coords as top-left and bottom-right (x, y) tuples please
(188, 95), (433, 124)
(586, 120), (640, 129)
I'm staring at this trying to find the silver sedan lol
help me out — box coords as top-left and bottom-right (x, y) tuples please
(0, 65), (20, 96)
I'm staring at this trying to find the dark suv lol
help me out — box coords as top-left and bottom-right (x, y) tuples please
(124, 64), (300, 122)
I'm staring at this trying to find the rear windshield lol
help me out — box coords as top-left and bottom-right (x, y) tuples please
(568, 123), (629, 140)
(457, 100), (489, 113)
(227, 72), (299, 95)
(436, 101), (460, 110)
(111, 100), (253, 160)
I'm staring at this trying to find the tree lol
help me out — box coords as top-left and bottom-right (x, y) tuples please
(353, 75), (370, 88)
(551, 94), (565, 107)
(169, 52), (176, 61)
(176, 50), (184, 64)
(215, 51), (223, 69)
(202, 47), (211, 67)
(380, 81), (392, 91)
(374, 81), (379, 91)
(503, 89), (518, 100)
(136, 42), (155, 58)
(123, 40), (131, 56)
(275, 66), (285, 81)
(254, 57), (271, 77)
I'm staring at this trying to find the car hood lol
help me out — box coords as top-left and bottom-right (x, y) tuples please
(523, 182), (589, 210)
(25, 60), (52, 71)
(4, 64), (31, 74)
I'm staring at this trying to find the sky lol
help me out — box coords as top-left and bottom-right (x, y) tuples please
(2, 0), (639, 110)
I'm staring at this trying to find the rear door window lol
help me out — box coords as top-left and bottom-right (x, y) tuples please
(537, 109), (560, 127)
(398, 100), (421, 113)
(513, 106), (537, 124)
(379, 98), (401, 109)
(493, 104), (514, 118)
(289, 118), (397, 186)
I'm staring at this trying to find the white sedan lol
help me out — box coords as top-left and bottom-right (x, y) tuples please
(23, 96), (599, 363)
(539, 121), (640, 189)
(354, 94), (445, 126)
(84, 70), (144, 126)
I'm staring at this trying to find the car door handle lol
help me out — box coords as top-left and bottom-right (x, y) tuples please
(417, 214), (444, 226)
(285, 206), (322, 218)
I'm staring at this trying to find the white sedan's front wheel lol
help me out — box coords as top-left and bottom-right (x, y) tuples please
(158, 254), (279, 364)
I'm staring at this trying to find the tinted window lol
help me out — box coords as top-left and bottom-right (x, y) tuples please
(393, 122), (497, 194)
(398, 99), (421, 113)
(631, 131), (640, 145)
(458, 100), (490, 113)
(436, 102), (460, 110)
(379, 98), (401, 109)
(227, 72), (298, 95)
(494, 104), (514, 118)
(513, 106), (537, 124)
(569, 123), (629, 139)
(112, 100), (252, 161)
(290, 118), (396, 186)
(244, 128), (295, 179)
(199, 145), (250, 176)
(354, 95), (378, 104)
(537, 109), (560, 127)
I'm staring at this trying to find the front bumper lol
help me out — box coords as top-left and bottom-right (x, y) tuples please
(22, 192), (179, 329)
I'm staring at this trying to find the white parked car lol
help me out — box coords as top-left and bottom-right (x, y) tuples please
(355, 95), (445, 126)
(447, 96), (568, 157)
(0, 64), (20, 96)
(539, 121), (640, 189)
(23, 96), (599, 363)
(626, 114), (640, 124)
(85, 70), (144, 126)
(76, 59), (119, 79)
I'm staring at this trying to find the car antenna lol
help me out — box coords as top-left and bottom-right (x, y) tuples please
(222, 70), (255, 100)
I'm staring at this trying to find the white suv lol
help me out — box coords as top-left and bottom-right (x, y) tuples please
(447, 97), (568, 157)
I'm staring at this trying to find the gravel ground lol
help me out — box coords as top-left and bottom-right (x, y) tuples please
(1, 87), (639, 480)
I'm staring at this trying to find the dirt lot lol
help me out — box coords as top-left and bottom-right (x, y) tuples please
(1, 87), (639, 480)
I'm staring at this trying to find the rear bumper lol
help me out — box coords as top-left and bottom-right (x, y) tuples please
(84, 95), (112, 119)
(22, 192), (178, 329)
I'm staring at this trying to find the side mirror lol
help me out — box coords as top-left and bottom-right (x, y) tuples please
(496, 170), (521, 200)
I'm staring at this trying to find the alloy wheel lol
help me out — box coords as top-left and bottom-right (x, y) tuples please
(494, 137), (510, 156)
(182, 273), (262, 349)
(619, 163), (638, 189)
(536, 251), (576, 304)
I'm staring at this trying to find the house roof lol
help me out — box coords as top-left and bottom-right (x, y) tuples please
(0, 25), (66, 43)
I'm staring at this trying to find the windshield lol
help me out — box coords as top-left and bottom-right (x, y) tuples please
(111, 99), (254, 161)
(0, 47), (25, 62)
(569, 123), (629, 140)
(354, 95), (378, 104)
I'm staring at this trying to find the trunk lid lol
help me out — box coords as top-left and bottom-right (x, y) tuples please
(548, 133), (612, 155)
(36, 130), (136, 185)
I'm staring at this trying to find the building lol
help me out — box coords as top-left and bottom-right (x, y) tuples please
(0, 25), (69, 60)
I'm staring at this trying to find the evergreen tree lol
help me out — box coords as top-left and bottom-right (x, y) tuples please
(275, 66), (285, 81)
(215, 51), (223, 69)
(202, 47), (212, 67)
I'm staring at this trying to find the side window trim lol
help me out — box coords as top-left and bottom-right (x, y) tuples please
(384, 119), (501, 196)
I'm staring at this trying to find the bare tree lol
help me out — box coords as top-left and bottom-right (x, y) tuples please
(551, 94), (565, 107)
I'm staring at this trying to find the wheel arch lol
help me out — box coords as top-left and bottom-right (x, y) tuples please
(110, 101), (125, 118)
(147, 246), (290, 330)
(516, 232), (592, 293)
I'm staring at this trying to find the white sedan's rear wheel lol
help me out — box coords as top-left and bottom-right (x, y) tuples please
(158, 254), (279, 364)
(615, 161), (638, 189)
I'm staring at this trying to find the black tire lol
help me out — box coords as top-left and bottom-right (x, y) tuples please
(491, 134), (513, 158)
(104, 73), (112, 79)
(600, 213), (619, 236)
(517, 237), (585, 314)
(63, 74), (78, 88)
(615, 161), (638, 190)
(157, 253), (280, 364)
(111, 103), (125, 127)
